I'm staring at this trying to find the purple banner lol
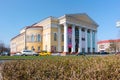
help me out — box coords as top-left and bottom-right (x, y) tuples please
(68, 27), (72, 48)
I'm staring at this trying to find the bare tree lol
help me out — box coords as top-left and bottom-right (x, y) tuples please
(0, 41), (10, 55)
(0, 42), (5, 53)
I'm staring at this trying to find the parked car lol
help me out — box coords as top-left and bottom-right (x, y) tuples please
(21, 50), (38, 56)
(39, 50), (51, 56)
(51, 53), (61, 56)
(1, 52), (9, 56)
(13, 52), (22, 56)
(100, 52), (109, 54)
(76, 52), (86, 56)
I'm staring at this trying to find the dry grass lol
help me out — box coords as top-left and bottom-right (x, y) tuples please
(1, 55), (120, 80)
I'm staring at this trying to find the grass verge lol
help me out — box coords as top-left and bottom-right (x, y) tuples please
(0, 55), (120, 80)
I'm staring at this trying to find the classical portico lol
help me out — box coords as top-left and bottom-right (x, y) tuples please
(59, 13), (98, 54)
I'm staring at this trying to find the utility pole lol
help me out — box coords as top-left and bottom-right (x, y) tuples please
(116, 21), (120, 52)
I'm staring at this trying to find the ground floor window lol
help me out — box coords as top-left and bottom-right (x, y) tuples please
(51, 46), (57, 52)
(88, 48), (90, 53)
(54, 46), (57, 52)
(82, 48), (85, 53)
(38, 46), (40, 52)
(31, 46), (35, 51)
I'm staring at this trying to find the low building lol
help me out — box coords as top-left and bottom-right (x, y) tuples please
(10, 13), (98, 55)
(97, 39), (120, 53)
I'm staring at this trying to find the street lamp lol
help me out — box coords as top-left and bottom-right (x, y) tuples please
(116, 21), (120, 28)
(116, 21), (120, 52)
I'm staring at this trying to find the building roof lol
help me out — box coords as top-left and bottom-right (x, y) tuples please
(97, 39), (120, 44)
(21, 26), (43, 30)
(11, 26), (43, 41)
(32, 16), (57, 26)
(59, 13), (99, 27)
(11, 32), (25, 41)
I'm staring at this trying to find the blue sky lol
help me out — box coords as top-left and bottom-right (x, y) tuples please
(0, 0), (120, 46)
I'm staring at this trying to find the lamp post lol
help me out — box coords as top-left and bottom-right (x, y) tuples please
(116, 21), (120, 27)
(116, 21), (120, 53)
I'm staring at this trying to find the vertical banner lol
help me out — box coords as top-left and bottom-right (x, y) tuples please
(68, 27), (72, 48)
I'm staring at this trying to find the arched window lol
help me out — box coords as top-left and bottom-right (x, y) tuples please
(54, 33), (57, 41)
(37, 34), (41, 42)
(31, 34), (34, 42)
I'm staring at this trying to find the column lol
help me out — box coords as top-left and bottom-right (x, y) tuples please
(90, 30), (93, 53)
(95, 31), (97, 52)
(58, 25), (61, 52)
(78, 27), (82, 53)
(64, 23), (68, 52)
(85, 29), (88, 53)
(72, 25), (75, 53)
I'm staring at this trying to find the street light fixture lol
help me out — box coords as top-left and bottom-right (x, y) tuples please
(116, 21), (120, 27)
(116, 21), (120, 53)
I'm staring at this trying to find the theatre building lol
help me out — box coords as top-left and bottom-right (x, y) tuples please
(10, 13), (98, 55)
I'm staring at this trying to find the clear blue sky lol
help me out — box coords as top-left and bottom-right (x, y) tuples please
(0, 0), (120, 46)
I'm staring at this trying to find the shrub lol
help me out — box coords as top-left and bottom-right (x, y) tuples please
(1, 55), (120, 80)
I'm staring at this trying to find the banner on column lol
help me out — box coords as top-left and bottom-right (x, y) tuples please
(68, 27), (72, 48)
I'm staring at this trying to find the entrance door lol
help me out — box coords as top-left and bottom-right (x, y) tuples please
(68, 48), (71, 53)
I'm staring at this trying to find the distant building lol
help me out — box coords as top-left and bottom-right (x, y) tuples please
(10, 13), (98, 55)
(97, 39), (120, 52)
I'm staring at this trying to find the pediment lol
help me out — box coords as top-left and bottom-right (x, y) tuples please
(66, 13), (98, 26)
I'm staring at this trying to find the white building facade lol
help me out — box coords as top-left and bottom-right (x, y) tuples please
(10, 13), (98, 54)
(58, 13), (98, 53)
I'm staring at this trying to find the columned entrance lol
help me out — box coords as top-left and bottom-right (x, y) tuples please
(63, 22), (97, 54)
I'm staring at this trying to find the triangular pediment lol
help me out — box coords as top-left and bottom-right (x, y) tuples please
(66, 13), (98, 26)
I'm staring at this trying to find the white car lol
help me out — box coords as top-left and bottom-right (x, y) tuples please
(21, 50), (38, 56)
(13, 52), (22, 56)
(51, 53), (61, 56)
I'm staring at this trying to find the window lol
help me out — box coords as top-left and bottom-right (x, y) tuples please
(82, 38), (85, 41)
(54, 33), (57, 41)
(82, 48), (85, 53)
(38, 46), (40, 51)
(31, 46), (35, 51)
(37, 34), (41, 42)
(31, 34), (34, 42)
(54, 46), (57, 51)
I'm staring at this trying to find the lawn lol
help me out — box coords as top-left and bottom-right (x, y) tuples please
(0, 55), (90, 60)
(0, 55), (120, 80)
(0, 56), (46, 60)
